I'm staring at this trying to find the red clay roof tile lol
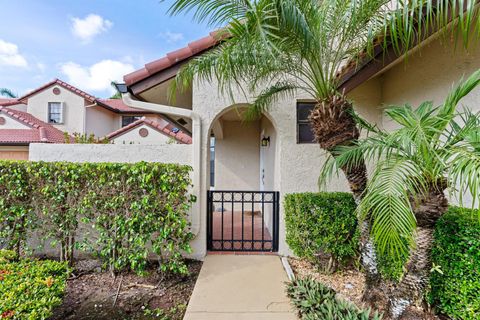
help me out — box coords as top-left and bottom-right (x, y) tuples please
(18, 79), (96, 103)
(124, 31), (226, 86)
(105, 117), (192, 144)
(0, 106), (66, 144)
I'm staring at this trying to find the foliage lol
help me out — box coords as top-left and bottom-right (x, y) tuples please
(0, 161), (37, 255)
(429, 207), (480, 319)
(0, 88), (17, 98)
(0, 161), (194, 275)
(287, 277), (382, 320)
(64, 132), (108, 144)
(320, 69), (480, 264)
(82, 163), (194, 274)
(0, 249), (69, 320)
(168, 0), (480, 118)
(31, 162), (91, 265)
(284, 192), (359, 270)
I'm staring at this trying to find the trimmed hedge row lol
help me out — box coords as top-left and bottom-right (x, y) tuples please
(430, 207), (480, 319)
(285, 193), (480, 319)
(0, 161), (194, 274)
(0, 249), (69, 320)
(284, 192), (359, 270)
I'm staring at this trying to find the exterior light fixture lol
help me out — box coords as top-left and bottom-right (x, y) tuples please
(261, 136), (270, 147)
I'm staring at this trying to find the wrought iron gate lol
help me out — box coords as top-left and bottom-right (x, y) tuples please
(207, 190), (279, 252)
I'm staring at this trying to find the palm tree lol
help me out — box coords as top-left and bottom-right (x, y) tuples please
(0, 88), (17, 99)
(167, 0), (480, 306)
(322, 69), (480, 318)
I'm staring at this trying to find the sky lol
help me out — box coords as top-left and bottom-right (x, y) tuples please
(0, 0), (211, 98)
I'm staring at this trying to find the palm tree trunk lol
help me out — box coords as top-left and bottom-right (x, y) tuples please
(309, 94), (384, 307)
(388, 185), (448, 319)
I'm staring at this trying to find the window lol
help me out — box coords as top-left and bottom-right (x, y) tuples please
(122, 115), (141, 127)
(48, 102), (63, 124)
(296, 102), (316, 143)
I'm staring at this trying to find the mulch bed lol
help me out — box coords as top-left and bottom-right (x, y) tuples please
(50, 259), (202, 320)
(288, 257), (440, 320)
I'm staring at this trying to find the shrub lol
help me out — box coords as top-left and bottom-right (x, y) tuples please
(0, 249), (68, 319)
(83, 162), (194, 274)
(429, 206), (480, 319)
(284, 192), (359, 270)
(0, 161), (36, 255)
(287, 277), (382, 319)
(0, 161), (194, 275)
(31, 162), (92, 265)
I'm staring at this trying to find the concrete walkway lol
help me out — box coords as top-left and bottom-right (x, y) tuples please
(183, 255), (297, 320)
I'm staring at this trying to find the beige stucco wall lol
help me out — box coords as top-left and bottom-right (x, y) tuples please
(0, 113), (31, 129)
(3, 103), (27, 112)
(187, 76), (383, 258)
(344, 34), (480, 208)
(381, 37), (480, 130)
(85, 106), (118, 138)
(111, 124), (172, 145)
(29, 143), (192, 165)
(214, 120), (261, 190)
(27, 84), (88, 134)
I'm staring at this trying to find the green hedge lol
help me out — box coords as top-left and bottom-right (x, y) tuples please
(0, 161), (194, 274)
(284, 192), (359, 269)
(429, 206), (480, 319)
(0, 249), (68, 320)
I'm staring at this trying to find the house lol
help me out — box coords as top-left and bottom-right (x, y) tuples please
(0, 79), (191, 159)
(118, 26), (480, 259)
(0, 106), (65, 160)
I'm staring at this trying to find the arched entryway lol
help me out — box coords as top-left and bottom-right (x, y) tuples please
(206, 105), (279, 252)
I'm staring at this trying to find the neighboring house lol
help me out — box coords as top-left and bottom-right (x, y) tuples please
(0, 79), (190, 159)
(106, 116), (192, 145)
(120, 27), (480, 259)
(0, 106), (65, 160)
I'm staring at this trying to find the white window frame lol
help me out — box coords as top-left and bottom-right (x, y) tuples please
(47, 102), (64, 124)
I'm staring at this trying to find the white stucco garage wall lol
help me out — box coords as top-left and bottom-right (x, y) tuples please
(29, 143), (192, 165)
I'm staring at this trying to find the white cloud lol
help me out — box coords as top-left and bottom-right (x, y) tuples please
(159, 31), (184, 43)
(71, 14), (113, 43)
(60, 59), (135, 94)
(0, 39), (28, 68)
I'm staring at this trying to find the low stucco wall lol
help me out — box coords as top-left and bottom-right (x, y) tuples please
(29, 143), (192, 165)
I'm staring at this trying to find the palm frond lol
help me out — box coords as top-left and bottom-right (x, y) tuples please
(358, 158), (425, 262)
(0, 88), (17, 98)
(167, 0), (251, 26)
(244, 81), (299, 120)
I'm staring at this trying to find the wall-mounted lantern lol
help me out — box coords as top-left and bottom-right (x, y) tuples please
(261, 136), (270, 147)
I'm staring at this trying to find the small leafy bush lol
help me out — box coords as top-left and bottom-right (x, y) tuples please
(284, 192), (359, 269)
(0, 249), (68, 319)
(429, 206), (480, 319)
(0, 162), (36, 255)
(0, 161), (194, 275)
(287, 277), (382, 319)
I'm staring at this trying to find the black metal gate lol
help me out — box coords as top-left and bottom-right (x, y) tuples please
(207, 191), (279, 252)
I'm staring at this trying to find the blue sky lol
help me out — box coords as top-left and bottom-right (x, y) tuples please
(0, 0), (210, 98)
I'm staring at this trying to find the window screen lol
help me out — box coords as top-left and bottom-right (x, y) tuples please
(296, 102), (316, 143)
(48, 102), (63, 124)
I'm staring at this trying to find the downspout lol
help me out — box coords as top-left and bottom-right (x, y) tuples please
(121, 93), (202, 236)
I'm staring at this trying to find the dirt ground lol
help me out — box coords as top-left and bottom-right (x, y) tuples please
(50, 260), (202, 320)
(288, 258), (441, 320)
